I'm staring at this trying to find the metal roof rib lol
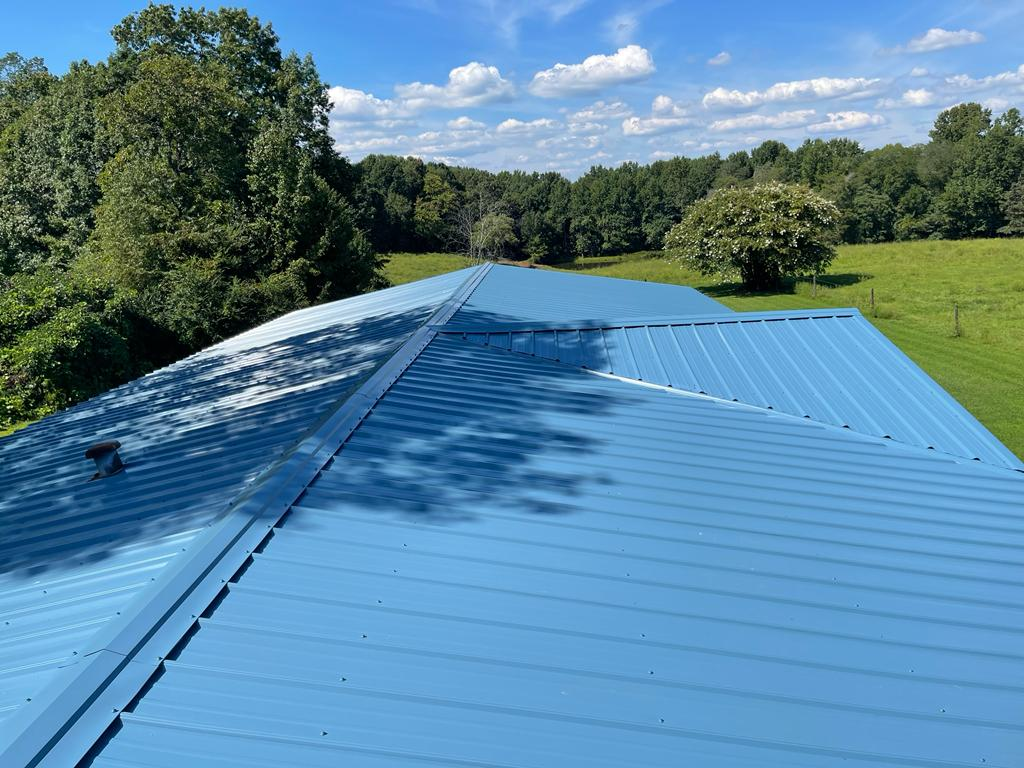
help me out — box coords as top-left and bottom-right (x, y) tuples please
(83, 334), (1024, 767)
(1, 264), (1021, 767)
(0, 264), (493, 768)
(0, 269), (473, 732)
(446, 308), (1022, 470)
(445, 264), (730, 326)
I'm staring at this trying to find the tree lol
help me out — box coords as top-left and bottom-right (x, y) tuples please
(930, 103), (991, 144)
(842, 187), (895, 243)
(0, 269), (130, 423)
(496, 170), (571, 263)
(791, 138), (863, 188)
(714, 150), (753, 187)
(0, 5), (381, 430)
(934, 175), (1004, 238)
(664, 182), (840, 290)
(751, 140), (791, 169)
(0, 52), (53, 133)
(570, 164), (644, 256)
(0, 60), (111, 273)
(414, 166), (459, 248)
(473, 213), (517, 261)
(351, 154), (425, 252)
(999, 174), (1024, 235)
(448, 191), (514, 262)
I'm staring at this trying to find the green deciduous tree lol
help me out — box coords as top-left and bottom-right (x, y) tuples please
(0, 5), (380, 430)
(0, 269), (130, 423)
(0, 52), (53, 133)
(472, 212), (517, 261)
(999, 174), (1024, 235)
(930, 103), (991, 144)
(664, 182), (840, 290)
(414, 166), (459, 248)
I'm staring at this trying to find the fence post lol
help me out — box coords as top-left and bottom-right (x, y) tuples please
(954, 302), (961, 337)
(812, 274), (817, 298)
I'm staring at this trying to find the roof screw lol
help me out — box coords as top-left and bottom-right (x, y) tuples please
(85, 440), (125, 480)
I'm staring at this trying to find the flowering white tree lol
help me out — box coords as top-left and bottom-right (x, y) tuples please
(664, 182), (839, 290)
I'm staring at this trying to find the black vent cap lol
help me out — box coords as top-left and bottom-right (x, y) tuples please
(85, 440), (121, 460)
(85, 440), (125, 480)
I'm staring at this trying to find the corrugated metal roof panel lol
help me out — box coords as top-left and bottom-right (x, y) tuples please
(0, 268), (473, 725)
(85, 335), (1024, 768)
(447, 264), (728, 325)
(448, 309), (1022, 469)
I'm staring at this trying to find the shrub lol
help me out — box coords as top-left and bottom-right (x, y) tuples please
(664, 181), (840, 290)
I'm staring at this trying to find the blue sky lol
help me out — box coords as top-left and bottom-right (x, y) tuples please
(3, 1), (1024, 176)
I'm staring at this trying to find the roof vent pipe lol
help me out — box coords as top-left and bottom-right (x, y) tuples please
(85, 440), (124, 480)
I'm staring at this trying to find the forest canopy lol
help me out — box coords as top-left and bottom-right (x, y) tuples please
(1, 4), (1023, 431)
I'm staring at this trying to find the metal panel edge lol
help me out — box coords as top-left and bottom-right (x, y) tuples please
(850, 314), (1023, 469)
(434, 308), (863, 334)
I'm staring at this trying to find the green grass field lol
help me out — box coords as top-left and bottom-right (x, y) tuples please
(384, 240), (1024, 458)
(0, 420), (30, 438)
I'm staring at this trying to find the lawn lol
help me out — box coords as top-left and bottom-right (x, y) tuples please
(0, 420), (32, 438)
(384, 240), (1024, 458)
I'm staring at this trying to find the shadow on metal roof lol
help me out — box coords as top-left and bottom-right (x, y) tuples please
(2, 263), (1022, 768)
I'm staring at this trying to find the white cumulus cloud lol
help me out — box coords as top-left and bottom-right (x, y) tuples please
(877, 88), (936, 108)
(395, 62), (514, 109)
(447, 116), (486, 130)
(945, 63), (1024, 91)
(910, 66), (929, 77)
(903, 28), (984, 53)
(707, 51), (731, 66)
(328, 86), (409, 121)
(709, 109), (816, 132)
(807, 111), (885, 133)
(495, 117), (562, 135)
(984, 97), (1012, 111)
(621, 95), (692, 135)
(651, 95), (688, 116)
(702, 76), (881, 109)
(622, 115), (693, 135)
(529, 45), (655, 97)
(569, 100), (632, 120)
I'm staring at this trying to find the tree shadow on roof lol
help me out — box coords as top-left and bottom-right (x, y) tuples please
(289, 331), (642, 529)
(0, 307), (441, 579)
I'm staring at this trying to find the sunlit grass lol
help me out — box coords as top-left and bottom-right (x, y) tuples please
(383, 252), (474, 285)
(0, 420), (31, 439)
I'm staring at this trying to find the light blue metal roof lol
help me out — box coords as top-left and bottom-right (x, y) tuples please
(446, 309), (1022, 469)
(447, 263), (728, 325)
(1, 263), (1021, 768)
(0, 269), (472, 728)
(84, 334), (1024, 767)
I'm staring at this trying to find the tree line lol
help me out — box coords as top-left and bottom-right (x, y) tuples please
(2, 3), (1023, 431)
(351, 103), (1024, 263)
